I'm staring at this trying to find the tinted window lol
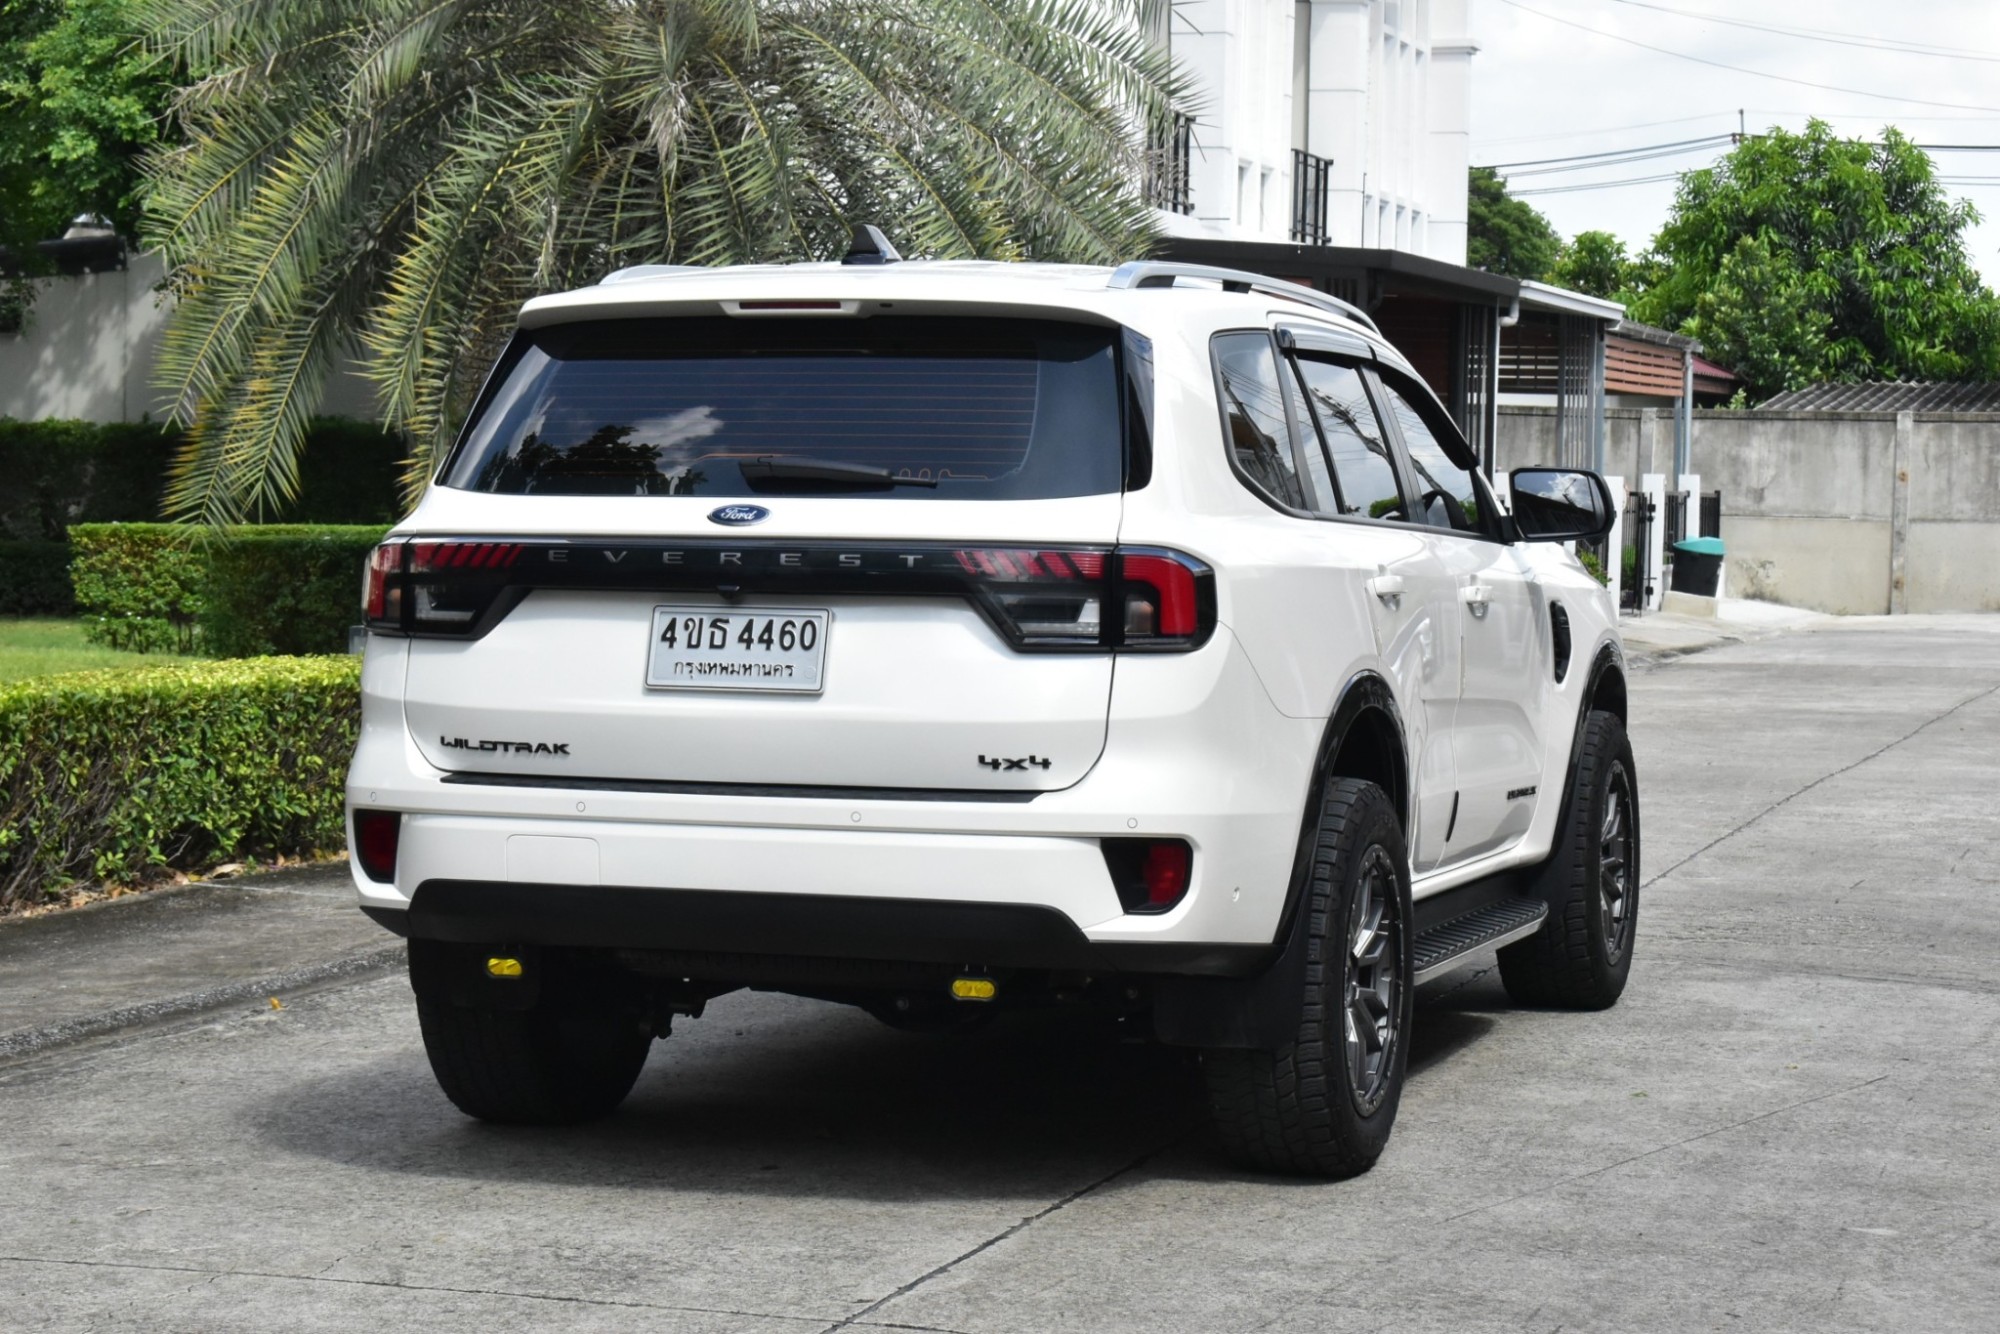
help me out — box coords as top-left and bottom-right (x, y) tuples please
(1212, 332), (1308, 509)
(441, 317), (1122, 499)
(1292, 357), (1405, 521)
(1379, 379), (1484, 534)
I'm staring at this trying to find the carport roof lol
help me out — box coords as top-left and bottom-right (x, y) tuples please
(1758, 380), (2000, 412)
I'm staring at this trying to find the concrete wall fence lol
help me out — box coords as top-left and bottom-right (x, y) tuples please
(1499, 405), (2000, 615)
(0, 253), (378, 425)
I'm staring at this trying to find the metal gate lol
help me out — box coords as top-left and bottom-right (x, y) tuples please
(1623, 489), (1656, 613)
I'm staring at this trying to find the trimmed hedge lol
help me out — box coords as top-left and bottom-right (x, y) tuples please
(69, 525), (206, 654)
(0, 419), (177, 542)
(0, 656), (361, 908)
(202, 525), (388, 657)
(0, 416), (407, 615)
(0, 542), (74, 615)
(69, 523), (389, 656)
(0, 416), (408, 542)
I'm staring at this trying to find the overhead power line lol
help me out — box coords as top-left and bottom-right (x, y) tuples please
(1492, 0), (2000, 115)
(1473, 109), (1741, 150)
(1488, 134), (1736, 175)
(1513, 172), (1685, 197)
(1606, 0), (2000, 63)
(1483, 134), (1734, 171)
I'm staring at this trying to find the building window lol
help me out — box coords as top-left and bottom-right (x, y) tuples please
(1144, 112), (1194, 215)
(1292, 150), (1332, 244)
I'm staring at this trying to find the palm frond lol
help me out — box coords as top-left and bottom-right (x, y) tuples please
(140, 0), (1181, 520)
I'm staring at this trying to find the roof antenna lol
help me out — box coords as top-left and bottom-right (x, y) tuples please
(841, 224), (903, 265)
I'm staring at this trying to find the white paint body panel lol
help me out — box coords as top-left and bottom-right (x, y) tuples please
(347, 262), (1625, 954)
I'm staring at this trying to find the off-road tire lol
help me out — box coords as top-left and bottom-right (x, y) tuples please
(1498, 709), (1639, 1009)
(1202, 778), (1414, 1178)
(414, 960), (653, 1125)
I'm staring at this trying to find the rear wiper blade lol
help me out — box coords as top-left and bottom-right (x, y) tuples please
(738, 455), (939, 490)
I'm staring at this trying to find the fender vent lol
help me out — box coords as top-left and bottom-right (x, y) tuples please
(1550, 602), (1573, 684)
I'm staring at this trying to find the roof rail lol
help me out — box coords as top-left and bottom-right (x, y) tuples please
(1105, 261), (1380, 335)
(599, 264), (706, 286)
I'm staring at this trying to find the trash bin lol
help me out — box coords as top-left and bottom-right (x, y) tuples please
(1669, 536), (1725, 597)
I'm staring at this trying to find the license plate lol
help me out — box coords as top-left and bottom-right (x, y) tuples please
(646, 606), (829, 693)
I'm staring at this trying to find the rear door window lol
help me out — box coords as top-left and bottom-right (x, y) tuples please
(1289, 356), (1407, 521)
(439, 316), (1123, 499)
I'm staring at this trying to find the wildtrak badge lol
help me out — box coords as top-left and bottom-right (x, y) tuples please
(440, 736), (570, 756)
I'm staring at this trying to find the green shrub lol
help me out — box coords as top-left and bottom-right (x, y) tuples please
(69, 524), (205, 653)
(0, 542), (75, 615)
(71, 523), (388, 657)
(0, 416), (407, 543)
(0, 419), (178, 541)
(201, 525), (389, 656)
(0, 656), (361, 907)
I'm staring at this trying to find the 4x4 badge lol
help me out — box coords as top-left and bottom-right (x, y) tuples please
(708, 504), (770, 526)
(979, 755), (1052, 771)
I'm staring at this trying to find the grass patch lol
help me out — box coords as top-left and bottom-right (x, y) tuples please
(0, 618), (195, 684)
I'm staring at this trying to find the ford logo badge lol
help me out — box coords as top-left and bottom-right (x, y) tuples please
(707, 504), (770, 526)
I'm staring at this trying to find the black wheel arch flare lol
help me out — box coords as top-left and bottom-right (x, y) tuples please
(1152, 672), (1409, 1049)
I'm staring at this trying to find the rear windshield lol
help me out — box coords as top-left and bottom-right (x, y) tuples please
(439, 315), (1123, 499)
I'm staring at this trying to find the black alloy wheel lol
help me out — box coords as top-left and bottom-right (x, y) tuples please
(1497, 709), (1640, 1010)
(1598, 759), (1636, 964)
(1344, 845), (1404, 1115)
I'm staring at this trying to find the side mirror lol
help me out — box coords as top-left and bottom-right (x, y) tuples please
(1508, 468), (1615, 543)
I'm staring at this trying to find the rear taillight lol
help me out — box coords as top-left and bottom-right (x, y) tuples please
(363, 540), (522, 636)
(352, 810), (400, 884)
(953, 548), (1106, 646)
(1117, 549), (1209, 646)
(362, 543), (400, 622)
(359, 537), (1213, 650)
(950, 545), (1213, 651)
(1102, 838), (1194, 914)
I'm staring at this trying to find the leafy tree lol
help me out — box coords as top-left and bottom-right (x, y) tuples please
(0, 0), (173, 324)
(1466, 165), (1558, 279)
(1632, 120), (2000, 400)
(0, 1), (169, 245)
(135, 0), (1182, 525)
(1547, 230), (1629, 300)
(1689, 234), (1830, 400)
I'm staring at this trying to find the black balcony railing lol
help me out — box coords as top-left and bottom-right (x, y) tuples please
(1145, 112), (1195, 215)
(1291, 149), (1332, 245)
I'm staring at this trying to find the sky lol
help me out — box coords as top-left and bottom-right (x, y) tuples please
(1467, 0), (2000, 287)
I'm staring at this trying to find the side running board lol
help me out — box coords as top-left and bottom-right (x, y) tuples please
(1412, 897), (1548, 984)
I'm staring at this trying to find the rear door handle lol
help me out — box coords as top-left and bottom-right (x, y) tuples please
(1367, 574), (1405, 607)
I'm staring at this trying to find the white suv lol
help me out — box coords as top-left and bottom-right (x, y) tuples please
(347, 238), (1638, 1178)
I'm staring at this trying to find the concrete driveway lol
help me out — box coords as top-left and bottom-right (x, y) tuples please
(2, 615), (1996, 1332)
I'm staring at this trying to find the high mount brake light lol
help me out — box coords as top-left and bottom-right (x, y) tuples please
(360, 538), (1214, 649)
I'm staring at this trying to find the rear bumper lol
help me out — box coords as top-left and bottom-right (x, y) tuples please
(365, 881), (1268, 975)
(347, 625), (1321, 963)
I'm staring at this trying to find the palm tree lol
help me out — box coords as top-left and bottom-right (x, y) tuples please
(137, 0), (1182, 523)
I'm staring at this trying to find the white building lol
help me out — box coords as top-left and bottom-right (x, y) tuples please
(1154, 0), (1474, 263)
